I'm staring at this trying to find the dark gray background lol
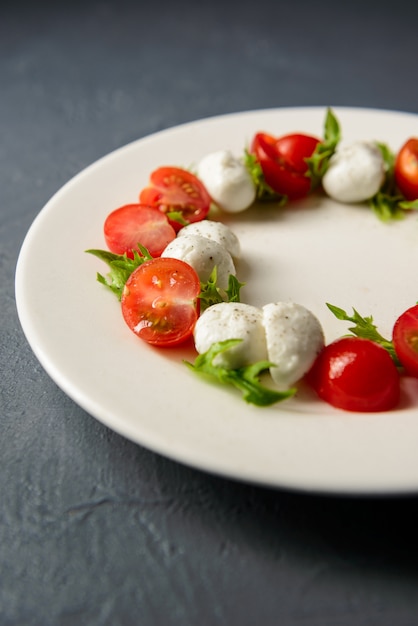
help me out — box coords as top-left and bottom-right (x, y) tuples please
(2, 1), (418, 624)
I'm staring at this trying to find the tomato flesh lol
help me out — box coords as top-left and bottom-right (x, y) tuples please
(251, 132), (320, 200)
(104, 203), (176, 258)
(139, 166), (212, 231)
(121, 257), (200, 347)
(393, 304), (418, 377)
(394, 138), (418, 200)
(306, 337), (400, 412)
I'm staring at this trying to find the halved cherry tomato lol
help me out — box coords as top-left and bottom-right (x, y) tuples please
(139, 166), (212, 231)
(121, 257), (200, 347)
(104, 204), (176, 258)
(393, 304), (418, 377)
(251, 132), (320, 200)
(306, 337), (400, 412)
(394, 138), (418, 200)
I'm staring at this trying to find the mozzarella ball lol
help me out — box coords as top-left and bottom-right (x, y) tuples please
(194, 302), (268, 369)
(196, 149), (256, 213)
(178, 220), (240, 258)
(262, 302), (325, 390)
(322, 141), (385, 203)
(161, 234), (235, 289)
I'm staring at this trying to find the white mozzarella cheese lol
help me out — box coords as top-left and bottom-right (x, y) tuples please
(193, 302), (268, 369)
(161, 234), (235, 289)
(177, 221), (240, 258)
(196, 150), (256, 213)
(262, 302), (325, 390)
(322, 141), (385, 203)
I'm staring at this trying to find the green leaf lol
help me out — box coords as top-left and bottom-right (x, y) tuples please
(306, 107), (341, 187)
(86, 245), (152, 299)
(225, 274), (244, 303)
(376, 142), (396, 177)
(166, 210), (189, 227)
(368, 143), (418, 221)
(368, 190), (418, 222)
(323, 107), (341, 146)
(399, 198), (418, 211)
(326, 302), (400, 365)
(185, 339), (296, 407)
(243, 150), (288, 204)
(198, 267), (245, 311)
(368, 192), (406, 222)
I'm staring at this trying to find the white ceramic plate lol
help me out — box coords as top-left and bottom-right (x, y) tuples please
(15, 106), (418, 495)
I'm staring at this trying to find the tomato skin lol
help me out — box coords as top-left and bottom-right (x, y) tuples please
(275, 134), (320, 173)
(121, 257), (200, 347)
(394, 138), (418, 200)
(139, 166), (212, 231)
(393, 304), (418, 377)
(251, 132), (320, 200)
(104, 203), (176, 258)
(139, 187), (161, 207)
(306, 337), (400, 412)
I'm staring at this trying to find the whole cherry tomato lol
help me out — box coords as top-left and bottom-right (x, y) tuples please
(394, 138), (418, 200)
(306, 337), (400, 412)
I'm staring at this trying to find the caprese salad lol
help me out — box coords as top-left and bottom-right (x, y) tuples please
(87, 108), (418, 413)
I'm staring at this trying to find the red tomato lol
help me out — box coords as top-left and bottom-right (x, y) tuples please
(306, 337), (400, 412)
(393, 304), (418, 377)
(251, 132), (320, 200)
(121, 257), (200, 347)
(394, 138), (418, 200)
(104, 204), (176, 258)
(139, 166), (212, 231)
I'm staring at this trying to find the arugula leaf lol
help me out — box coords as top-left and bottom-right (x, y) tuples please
(368, 143), (418, 221)
(185, 339), (296, 407)
(368, 142), (400, 221)
(399, 198), (418, 211)
(376, 141), (396, 177)
(225, 273), (244, 303)
(326, 302), (400, 365)
(166, 211), (189, 227)
(368, 192), (406, 222)
(85, 245), (152, 299)
(199, 267), (245, 311)
(306, 107), (341, 186)
(243, 150), (288, 204)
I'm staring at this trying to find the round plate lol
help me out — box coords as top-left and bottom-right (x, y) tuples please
(15, 106), (418, 495)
